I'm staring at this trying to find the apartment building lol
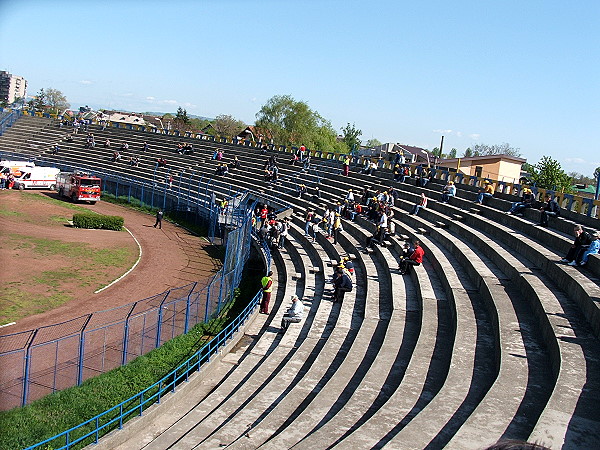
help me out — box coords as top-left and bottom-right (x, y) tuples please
(0, 71), (27, 104)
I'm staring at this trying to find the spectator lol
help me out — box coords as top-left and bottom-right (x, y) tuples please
(143, 142), (149, 152)
(476, 180), (495, 204)
(112, 151), (121, 162)
(342, 156), (351, 176)
(507, 188), (535, 215)
(260, 271), (274, 314)
(333, 268), (353, 304)
(561, 225), (592, 266)
(332, 213), (343, 245)
(411, 193), (428, 215)
(393, 164), (403, 182)
(121, 142), (129, 151)
(278, 218), (290, 249)
(539, 193), (560, 227)
(104, 139), (111, 148)
(297, 183), (307, 198)
(398, 240), (425, 275)
(304, 210), (315, 236)
(230, 155), (241, 170)
(579, 231), (600, 266)
(440, 181), (456, 203)
(52, 144), (60, 155)
(280, 295), (304, 332)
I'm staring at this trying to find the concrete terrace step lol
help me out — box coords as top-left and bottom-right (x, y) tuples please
(198, 224), (359, 448)
(259, 228), (381, 448)
(180, 227), (333, 448)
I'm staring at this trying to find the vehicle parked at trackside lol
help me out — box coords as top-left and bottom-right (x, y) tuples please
(13, 166), (60, 190)
(0, 160), (35, 177)
(55, 172), (102, 204)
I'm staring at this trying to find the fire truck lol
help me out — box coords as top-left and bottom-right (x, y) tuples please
(55, 172), (102, 204)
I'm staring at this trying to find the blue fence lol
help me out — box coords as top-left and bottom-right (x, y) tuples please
(0, 165), (266, 411)
(0, 108), (22, 136)
(24, 289), (265, 450)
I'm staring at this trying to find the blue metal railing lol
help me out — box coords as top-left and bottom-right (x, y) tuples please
(24, 290), (263, 450)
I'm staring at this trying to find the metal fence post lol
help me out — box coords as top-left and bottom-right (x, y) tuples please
(122, 303), (138, 366)
(184, 282), (197, 334)
(77, 314), (93, 386)
(155, 291), (170, 348)
(22, 330), (38, 407)
(205, 284), (211, 323)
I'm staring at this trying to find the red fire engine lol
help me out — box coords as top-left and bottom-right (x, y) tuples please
(55, 172), (102, 204)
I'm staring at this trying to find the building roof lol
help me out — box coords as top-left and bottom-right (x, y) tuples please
(438, 154), (527, 165)
(238, 126), (273, 141)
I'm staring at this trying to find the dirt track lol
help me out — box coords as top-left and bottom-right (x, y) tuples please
(0, 190), (220, 335)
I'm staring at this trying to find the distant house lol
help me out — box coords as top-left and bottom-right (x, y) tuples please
(103, 111), (148, 126)
(238, 126), (273, 143)
(438, 154), (527, 184)
(370, 143), (433, 164)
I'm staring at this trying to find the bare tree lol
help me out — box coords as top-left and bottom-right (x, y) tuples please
(212, 114), (245, 137)
(44, 88), (70, 114)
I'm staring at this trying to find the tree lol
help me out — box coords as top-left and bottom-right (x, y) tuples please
(431, 147), (443, 158)
(175, 107), (189, 124)
(529, 156), (572, 192)
(448, 148), (458, 158)
(341, 123), (362, 152)
(470, 142), (521, 157)
(255, 95), (345, 152)
(44, 88), (70, 114)
(173, 107), (190, 131)
(212, 114), (245, 137)
(463, 147), (473, 157)
(27, 88), (46, 111)
(365, 138), (382, 148)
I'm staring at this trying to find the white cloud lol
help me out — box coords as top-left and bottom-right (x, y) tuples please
(146, 96), (155, 101)
(456, 131), (462, 138)
(433, 129), (453, 134)
(79, 80), (92, 85)
(564, 157), (586, 164)
(182, 102), (196, 108)
(161, 99), (178, 105)
(469, 133), (481, 140)
(120, 93), (133, 97)
(250, 97), (257, 103)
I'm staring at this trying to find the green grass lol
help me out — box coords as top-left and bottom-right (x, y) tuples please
(0, 288), (73, 324)
(0, 235), (136, 324)
(0, 207), (24, 217)
(20, 191), (90, 212)
(91, 248), (132, 267)
(0, 299), (244, 450)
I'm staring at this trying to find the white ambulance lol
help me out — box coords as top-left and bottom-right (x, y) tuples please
(0, 160), (35, 177)
(13, 167), (60, 190)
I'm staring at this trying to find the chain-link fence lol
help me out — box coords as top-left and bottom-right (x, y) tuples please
(0, 162), (265, 410)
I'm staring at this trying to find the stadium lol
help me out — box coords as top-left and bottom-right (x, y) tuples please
(0, 109), (599, 449)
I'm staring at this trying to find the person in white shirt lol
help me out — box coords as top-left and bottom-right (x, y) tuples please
(281, 295), (304, 331)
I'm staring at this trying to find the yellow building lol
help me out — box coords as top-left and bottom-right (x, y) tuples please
(438, 154), (526, 184)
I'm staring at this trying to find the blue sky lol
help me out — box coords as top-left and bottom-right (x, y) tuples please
(1, 0), (599, 175)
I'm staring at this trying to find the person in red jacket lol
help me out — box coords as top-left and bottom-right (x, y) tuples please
(398, 240), (425, 275)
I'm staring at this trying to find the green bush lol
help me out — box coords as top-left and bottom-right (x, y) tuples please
(73, 213), (124, 231)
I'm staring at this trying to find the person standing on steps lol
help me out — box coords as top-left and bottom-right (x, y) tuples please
(154, 209), (163, 229)
(260, 271), (274, 314)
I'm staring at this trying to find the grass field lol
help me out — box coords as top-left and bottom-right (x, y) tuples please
(0, 191), (138, 326)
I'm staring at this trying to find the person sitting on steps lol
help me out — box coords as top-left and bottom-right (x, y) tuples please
(398, 240), (425, 275)
(280, 295), (304, 332)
